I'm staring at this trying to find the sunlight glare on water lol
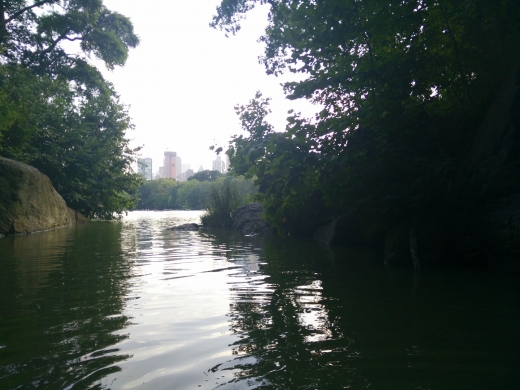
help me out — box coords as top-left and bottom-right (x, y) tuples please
(103, 211), (273, 389)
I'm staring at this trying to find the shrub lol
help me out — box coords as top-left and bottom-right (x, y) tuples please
(201, 180), (241, 227)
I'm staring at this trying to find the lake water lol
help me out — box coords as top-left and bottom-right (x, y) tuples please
(0, 210), (519, 389)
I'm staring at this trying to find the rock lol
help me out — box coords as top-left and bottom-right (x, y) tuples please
(383, 223), (411, 266)
(167, 223), (200, 231)
(313, 217), (340, 245)
(0, 157), (88, 235)
(461, 64), (520, 258)
(462, 64), (520, 185)
(384, 217), (446, 267)
(312, 213), (381, 247)
(232, 203), (271, 235)
(486, 193), (520, 255)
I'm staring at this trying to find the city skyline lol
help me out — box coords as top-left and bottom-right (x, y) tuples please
(137, 158), (153, 181)
(142, 150), (228, 181)
(98, 0), (318, 175)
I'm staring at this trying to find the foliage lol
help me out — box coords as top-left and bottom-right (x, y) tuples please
(177, 179), (213, 209)
(136, 179), (177, 210)
(226, 91), (323, 236)
(136, 176), (258, 211)
(200, 180), (241, 228)
(0, 1), (142, 218)
(214, 0), (520, 240)
(0, 0), (139, 72)
(188, 169), (223, 182)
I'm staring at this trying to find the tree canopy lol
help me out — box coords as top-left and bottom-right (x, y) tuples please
(136, 176), (258, 211)
(0, 1), (142, 218)
(214, 0), (520, 239)
(188, 169), (224, 182)
(0, 0), (138, 71)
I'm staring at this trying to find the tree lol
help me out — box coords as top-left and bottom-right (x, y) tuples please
(0, 0), (139, 72)
(0, 1), (142, 218)
(188, 169), (223, 182)
(214, 0), (520, 239)
(227, 92), (324, 236)
(135, 175), (258, 211)
(177, 180), (212, 209)
(137, 179), (177, 210)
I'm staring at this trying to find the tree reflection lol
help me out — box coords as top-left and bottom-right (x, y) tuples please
(200, 231), (368, 389)
(0, 223), (137, 389)
(202, 229), (520, 390)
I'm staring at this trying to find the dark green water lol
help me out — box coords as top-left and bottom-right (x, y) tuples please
(0, 211), (519, 389)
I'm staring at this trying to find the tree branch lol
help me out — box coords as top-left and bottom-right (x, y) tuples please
(64, 36), (82, 42)
(6, 0), (55, 24)
(38, 31), (81, 60)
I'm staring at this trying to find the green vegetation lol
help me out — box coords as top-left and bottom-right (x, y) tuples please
(188, 169), (223, 182)
(0, 1), (141, 219)
(212, 0), (520, 257)
(200, 180), (241, 228)
(136, 174), (257, 211)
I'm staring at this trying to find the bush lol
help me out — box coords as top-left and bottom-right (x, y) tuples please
(201, 180), (241, 228)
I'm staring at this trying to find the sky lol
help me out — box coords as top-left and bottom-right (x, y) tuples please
(98, 0), (318, 174)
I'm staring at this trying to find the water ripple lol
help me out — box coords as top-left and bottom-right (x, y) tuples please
(2, 211), (520, 389)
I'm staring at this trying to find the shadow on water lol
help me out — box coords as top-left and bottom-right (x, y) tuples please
(200, 229), (520, 390)
(0, 223), (136, 389)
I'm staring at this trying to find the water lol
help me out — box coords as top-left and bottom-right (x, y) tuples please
(0, 210), (519, 389)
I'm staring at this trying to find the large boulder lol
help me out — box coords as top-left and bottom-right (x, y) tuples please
(232, 203), (271, 236)
(313, 217), (340, 245)
(312, 213), (382, 247)
(0, 157), (88, 236)
(460, 64), (520, 259)
(383, 217), (446, 268)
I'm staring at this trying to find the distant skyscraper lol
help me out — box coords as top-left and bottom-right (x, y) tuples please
(224, 154), (230, 172)
(198, 165), (204, 172)
(137, 158), (153, 180)
(185, 169), (195, 180)
(212, 156), (225, 174)
(176, 155), (182, 180)
(163, 151), (177, 179)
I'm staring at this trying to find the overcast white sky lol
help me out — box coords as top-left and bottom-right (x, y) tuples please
(99, 0), (317, 173)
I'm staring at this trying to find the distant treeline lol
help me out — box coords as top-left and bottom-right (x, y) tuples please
(136, 170), (257, 210)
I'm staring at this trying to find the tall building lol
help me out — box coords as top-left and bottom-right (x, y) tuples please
(176, 155), (182, 180)
(212, 155), (226, 174)
(176, 164), (191, 182)
(163, 151), (177, 179)
(162, 151), (183, 180)
(185, 169), (195, 180)
(224, 154), (230, 171)
(137, 158), (153, 181)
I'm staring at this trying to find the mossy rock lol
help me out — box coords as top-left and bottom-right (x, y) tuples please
(0, 157), (87, 235)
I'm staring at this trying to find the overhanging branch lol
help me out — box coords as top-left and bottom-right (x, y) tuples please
(5, 0), (55, 24)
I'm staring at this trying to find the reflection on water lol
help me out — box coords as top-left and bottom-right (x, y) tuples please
(1, 211), (519, 389)
(0, 222), (134, 389)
